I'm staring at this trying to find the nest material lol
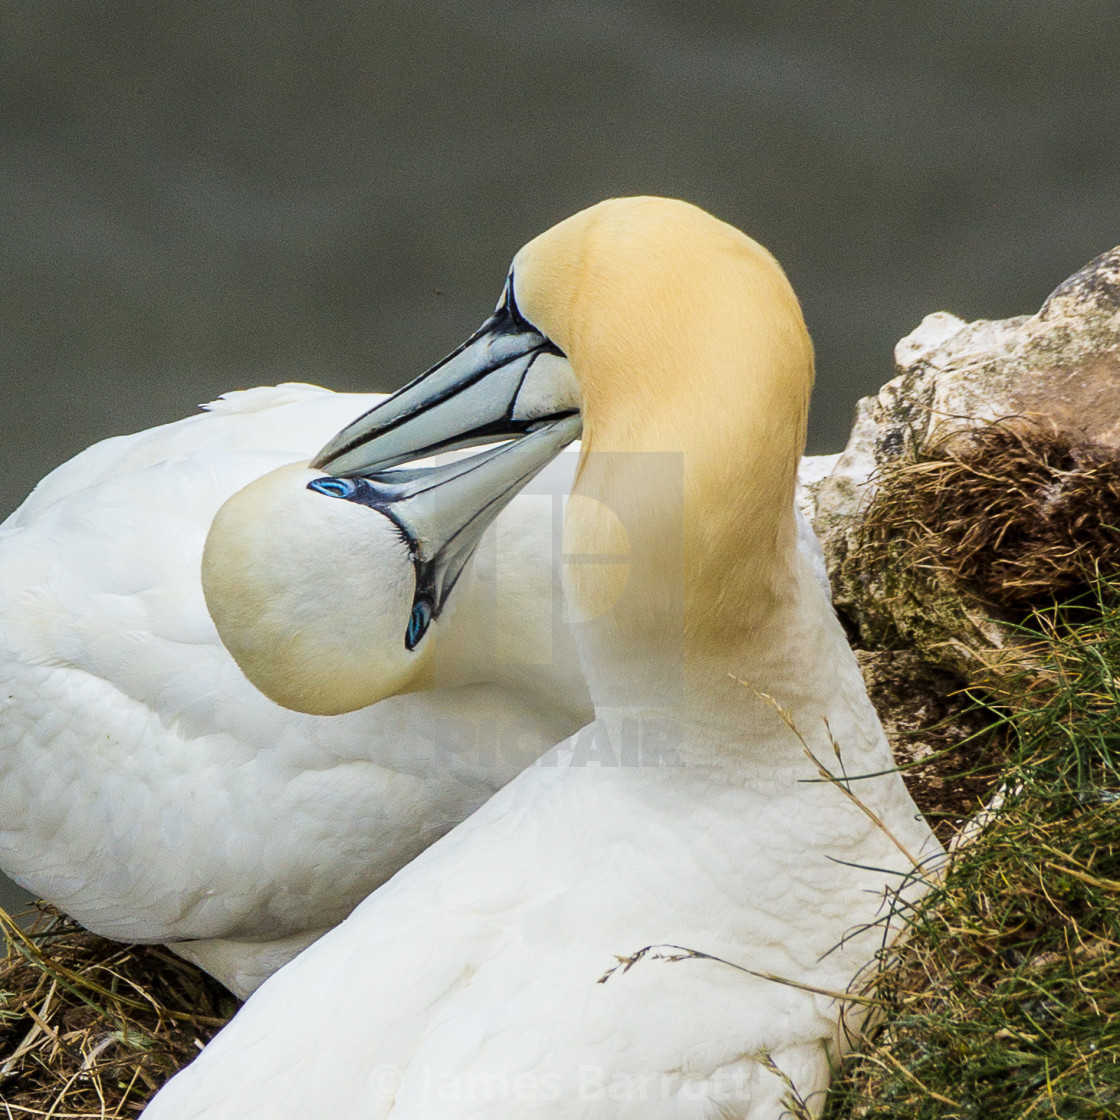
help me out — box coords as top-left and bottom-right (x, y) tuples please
(841, 418), (1120, 682)
(0, 905), (235, 1116)
(864, 420), (1120, 612)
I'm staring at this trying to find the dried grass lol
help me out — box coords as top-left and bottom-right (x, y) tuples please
(861, 419), (1120, 613)
(0, 906), (235, 1117)
(827, 416), (1120, 1116)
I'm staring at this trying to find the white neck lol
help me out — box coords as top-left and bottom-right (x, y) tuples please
(568, 508), (884, 778)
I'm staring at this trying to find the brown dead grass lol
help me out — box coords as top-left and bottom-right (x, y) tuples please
(0, 904), (235, 1117)
(829, 421), (1120, 1118)
(862, 418), (1120, 613)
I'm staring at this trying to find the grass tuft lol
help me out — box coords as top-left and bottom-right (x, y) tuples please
(828, 578), (1120, 1119)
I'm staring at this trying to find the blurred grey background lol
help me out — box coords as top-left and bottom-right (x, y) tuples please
(2, 0), (1119, 913)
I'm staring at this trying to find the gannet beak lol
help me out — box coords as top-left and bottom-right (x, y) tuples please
(311, 273), (580, 476)
(309, 414), (581, 648)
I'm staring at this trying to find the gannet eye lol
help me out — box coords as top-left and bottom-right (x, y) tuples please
(406, 598), (433, 650)
(308, 477), (359, 500)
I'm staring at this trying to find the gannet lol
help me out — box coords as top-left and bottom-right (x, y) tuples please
(143, 198), (939, 1118)
(0, 383), (589, 996)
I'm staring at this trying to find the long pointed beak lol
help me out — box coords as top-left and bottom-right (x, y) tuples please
(312, 278), (578, 476)
(308, 414), (581, 648)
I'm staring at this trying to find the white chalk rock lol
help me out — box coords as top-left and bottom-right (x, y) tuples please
(814, 246), (1120, 678)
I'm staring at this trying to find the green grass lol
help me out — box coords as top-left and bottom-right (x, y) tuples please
(827, 582), (1120, 1119)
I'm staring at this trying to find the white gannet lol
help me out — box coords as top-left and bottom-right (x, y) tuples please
(0, 383), (590, 996)
(143, 198), (939, 1118)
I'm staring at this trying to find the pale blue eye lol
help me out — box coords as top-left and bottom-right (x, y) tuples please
(308, 477), (358, 500)
(406, 600), (432, 650)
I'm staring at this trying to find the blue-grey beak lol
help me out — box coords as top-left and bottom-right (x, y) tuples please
(309, 414), (581, 648)
(312, 273), (580, 476)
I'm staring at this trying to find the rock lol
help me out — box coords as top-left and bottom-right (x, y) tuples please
(795, 452), (841, 522)
(814, 246), (1120, 681)
(855, 649), (1000, 841)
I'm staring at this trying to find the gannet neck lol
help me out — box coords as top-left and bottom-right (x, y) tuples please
(514, 198), (814, 684)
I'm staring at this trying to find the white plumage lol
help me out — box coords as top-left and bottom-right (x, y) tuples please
(0, 382), (590, 995)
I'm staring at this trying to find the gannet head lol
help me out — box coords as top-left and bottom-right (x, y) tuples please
(203, 463), (419, 715)
(315, 196), (810, 485)
(313, 198), (814, 643)
(203, 417), (578, 715)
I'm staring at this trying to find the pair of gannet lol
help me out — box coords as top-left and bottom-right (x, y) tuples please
(144, 198), (941, 1118)
(0, 291), (823, 1000)
(0, 384), (590, 996)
